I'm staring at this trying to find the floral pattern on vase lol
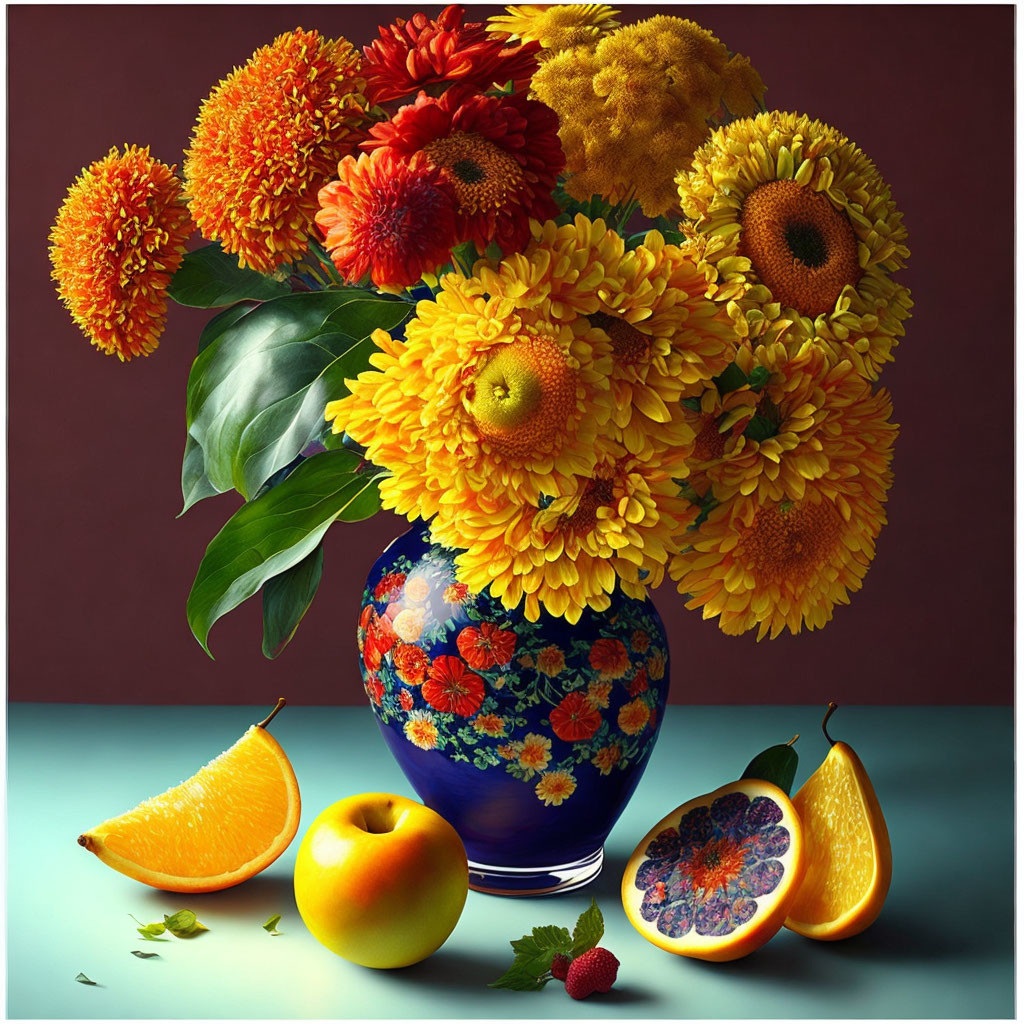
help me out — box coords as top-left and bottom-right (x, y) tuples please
(358, 522), (671, 894)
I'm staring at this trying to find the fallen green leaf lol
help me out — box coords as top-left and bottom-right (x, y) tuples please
(131, 950), (160, 959)
(164, 910), (209, 938)
(75, 973), (97, 985)
(263, 913), (283, 935)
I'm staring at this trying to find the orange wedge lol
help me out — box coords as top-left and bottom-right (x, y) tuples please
(78, 699), (301, 893)
(784, 703), (891, 940)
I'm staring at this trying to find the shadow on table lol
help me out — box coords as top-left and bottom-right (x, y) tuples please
(396, 948), (516, 994)
(135, 871), (297, 918)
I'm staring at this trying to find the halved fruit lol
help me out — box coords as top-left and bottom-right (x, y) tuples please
(784, 704), (891, 940)
(78, 699), (301, 893)
(622, 779), (805, 961)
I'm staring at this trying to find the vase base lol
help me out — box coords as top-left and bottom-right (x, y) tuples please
(467, 847), (604, 897)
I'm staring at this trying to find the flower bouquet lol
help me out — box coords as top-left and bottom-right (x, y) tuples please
(49, 4), (910, 890)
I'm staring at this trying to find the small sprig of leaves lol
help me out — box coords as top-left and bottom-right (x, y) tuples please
(131, 910), (208, 941)
(263, 914), (283, 936)
(489, 899), (604, 991)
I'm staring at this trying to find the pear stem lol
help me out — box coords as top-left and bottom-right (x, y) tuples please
(786, 734), (799, 746)
(258, 698), (287, 730)
(822, 701), (839, 746)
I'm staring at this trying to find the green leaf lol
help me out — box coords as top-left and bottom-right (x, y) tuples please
(164, 910), (208, 938)
(570, 899), (604, 957)
(180, 433), (223, 515)
(713, 362), (749, 394)
(489, 924), (573, 990)
(198, 301), (259, 353)
(487, 965), (549, 992)
(747, 365), (772, 392)
(743, 414), (779, 443)
(131, 951), (160, 959)
(75, 973), (97, 985)
(185, 290), (409, 500)
(130, 915), (168, 940)
(263, 914), (283, 935)
(187, 450), (382, 656)
(741, 738), (799, 795)
(168, 244), (291, 308)
(261, 544), (324, 659)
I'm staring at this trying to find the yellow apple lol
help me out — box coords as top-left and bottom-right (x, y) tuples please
(293, 792), (468, 968)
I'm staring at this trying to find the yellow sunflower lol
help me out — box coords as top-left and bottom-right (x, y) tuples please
(677, 111), (912, 380)
(327, 270), (613, 517)
(683, 341), (896, 504)
(487, 4), (620, 57)
(434, 442), (694, 623)
(185, 28), (368, 273)
(671, 386), (896, 639)
(532, 16), (765, 216)
(475, 215), (737, 459)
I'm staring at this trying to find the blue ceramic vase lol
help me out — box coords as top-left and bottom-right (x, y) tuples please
(358, 523), (670, 895)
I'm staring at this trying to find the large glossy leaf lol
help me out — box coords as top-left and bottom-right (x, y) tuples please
(168, 245), (291, 308)
(185, 290), (411, 501)
(180, 433), (221, 515)
(197, 301), (258, 353)
(261, 543), (324, 659)
(187, 450), (383, 657)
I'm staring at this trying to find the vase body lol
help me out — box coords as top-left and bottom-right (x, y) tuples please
(358, 523), (670, 895)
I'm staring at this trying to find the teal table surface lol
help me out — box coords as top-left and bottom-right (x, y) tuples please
(6, 703), (1014, 1020)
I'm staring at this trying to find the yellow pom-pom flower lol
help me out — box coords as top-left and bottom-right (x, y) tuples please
(49, 145), (193, 361)
(185, 28), (368, 273)
(487, 4), (620, 57)
(677, 111), (912, 380)
(532, 16), (765, 216)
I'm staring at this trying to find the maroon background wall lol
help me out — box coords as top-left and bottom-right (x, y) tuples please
(8, 5), (1013, 705)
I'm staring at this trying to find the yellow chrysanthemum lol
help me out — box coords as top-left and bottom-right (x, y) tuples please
(49, 145), (193, 361)
(532, 16), (765, 216)
(677, 111), (912, 380)
(535, 769), (577, 806)
(436, 444), (695, 624)
(487, 4), (620, 57)
(671, 386), (896, 639)
(327, 270), (613, 518)
(185, 28), (368, 273)
(403, 710), (439, 750)
(684, 341), (896, 504)
(475, 215), (737, 458)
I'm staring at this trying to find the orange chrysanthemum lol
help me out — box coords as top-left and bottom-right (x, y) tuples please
(403, 710), (440, 750)
(365, 85), (564, 253)
(591, 743), (622, 775)
(535, 769), (577, 806)
(684, 341), (897, 504)
(671, 382), (896, 639)
(363, 4), (540, 104)
(316, 149), (458, 290)
(617, 697), (651, 735)
(517, 732), (553, 773)
(185, 28), (368, 273)
(49, 145), (193, 361)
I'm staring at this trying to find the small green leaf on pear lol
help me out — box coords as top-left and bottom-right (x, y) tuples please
(263, 914), (283, 935)
(75, 973), (97, 985)
(741, 736), (799, 795)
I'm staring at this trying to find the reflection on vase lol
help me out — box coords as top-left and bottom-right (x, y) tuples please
(358, 522), (670, 895)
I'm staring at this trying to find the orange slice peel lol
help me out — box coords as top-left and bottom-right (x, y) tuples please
(78, 698), (301, 893)
(622, 777), (805, 962)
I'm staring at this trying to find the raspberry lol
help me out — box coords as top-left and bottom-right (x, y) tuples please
(564, 947), (619, 999)
(550, 953), (571, 981)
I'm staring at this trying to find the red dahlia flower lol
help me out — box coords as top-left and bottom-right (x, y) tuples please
(422, 655), (485, 716)
(365, 85), (564, 252)
(363, 4), (540, 104)
(549, 691), (602, 743)
(456, 622), (517, 670)
(316, 148), (458, 290)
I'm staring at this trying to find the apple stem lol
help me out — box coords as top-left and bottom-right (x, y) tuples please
(258, 698), (287, 730)
(822, 701), (839, 747)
